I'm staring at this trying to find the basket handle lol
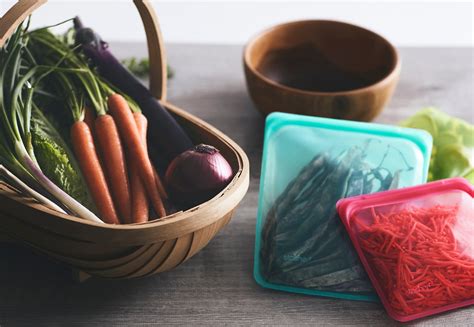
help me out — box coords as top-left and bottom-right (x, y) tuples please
(0, 0), (167, 100)
(0, 0), (46, 47)
(133, 0), (167, 101)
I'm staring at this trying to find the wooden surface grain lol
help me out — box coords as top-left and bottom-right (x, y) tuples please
(0, 44), (473, 326)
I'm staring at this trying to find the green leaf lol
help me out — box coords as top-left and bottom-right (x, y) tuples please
(462, 168), (474, 184)
(400, 107), (473, 184)
(434, 144), (470, 178)
(436, 131), (461, 147)
(31, 107), (96, 212)
(401, 109), (438, 139)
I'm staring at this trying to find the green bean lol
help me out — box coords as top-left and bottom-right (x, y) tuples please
(298, 266), (367, 288)
(320, 278), (374, 293)
(280, 151), (359, 245)
(279, 256), (351, 283)
(274, 216), (340, 270)
(261, 154), (328, 244)
(260, 142), (411, 294)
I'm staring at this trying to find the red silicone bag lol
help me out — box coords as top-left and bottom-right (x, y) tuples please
(337, 178), (474, 322)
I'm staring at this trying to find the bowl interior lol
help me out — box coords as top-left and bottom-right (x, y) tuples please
(246, 20), (398, 93)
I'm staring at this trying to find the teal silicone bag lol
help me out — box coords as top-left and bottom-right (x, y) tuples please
(254, 112), (433, 301)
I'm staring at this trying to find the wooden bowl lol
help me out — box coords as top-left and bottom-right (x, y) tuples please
(243, 20), (401, 121)
(0, 0), (249, 280)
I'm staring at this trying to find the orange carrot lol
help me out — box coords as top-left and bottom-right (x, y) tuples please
(71, 121), (120, 224)
(129, 113), (149, 223)
(108, 94), (166, 218)
(95, 114), (131, 223)
(129, 161), (148, 223)
(133, 111), (168, 200)
(83, 107), (96, 136)
(83, 106), (102, 161)
(153, 167), (169, 200)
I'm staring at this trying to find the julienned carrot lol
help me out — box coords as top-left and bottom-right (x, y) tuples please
(129, 112), (149, 223)
(71, 121), (120, 224)
(358, 205), (474, 316)
(108, 94), (166, 218)
(95, 114), (132, 223)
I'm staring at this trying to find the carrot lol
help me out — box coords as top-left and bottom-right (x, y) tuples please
(108, 94), (166, 218)
(95, 114), (132, 223)
(83, 106), (103, 162)
(153, 167), (169, 200)
(70, 121), (120, 224)
(133, 111), (168, 200)
(83, 107), (96, 136)
(129, 161), (148, 223)
(129, 112), (149, 223)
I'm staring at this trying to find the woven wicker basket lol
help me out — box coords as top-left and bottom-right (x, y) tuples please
(0, 0), (249, 280)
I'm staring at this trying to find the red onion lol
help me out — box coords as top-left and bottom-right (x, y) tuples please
(165, 144), (234, 208)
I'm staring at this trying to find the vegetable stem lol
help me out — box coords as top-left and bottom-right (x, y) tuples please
(18, 145), (103, 223)
(0, 164), (66, 214)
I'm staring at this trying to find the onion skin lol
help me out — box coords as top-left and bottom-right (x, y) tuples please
(165, 144), (234, 208)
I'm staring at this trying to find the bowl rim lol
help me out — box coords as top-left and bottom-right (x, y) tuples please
(243, 19), (401, 96)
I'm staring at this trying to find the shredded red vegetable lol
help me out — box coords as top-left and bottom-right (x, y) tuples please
(356, 205), (474, 316)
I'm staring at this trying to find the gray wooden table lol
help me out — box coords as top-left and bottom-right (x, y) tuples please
(1, 44), (473, 326)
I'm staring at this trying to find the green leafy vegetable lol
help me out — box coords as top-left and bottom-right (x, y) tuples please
(0, 22), (102, 222)
(31, 107), (95, 211)
(401, 108), (474, 183)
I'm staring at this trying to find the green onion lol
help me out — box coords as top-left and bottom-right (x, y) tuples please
(0, 23), (102, 223)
